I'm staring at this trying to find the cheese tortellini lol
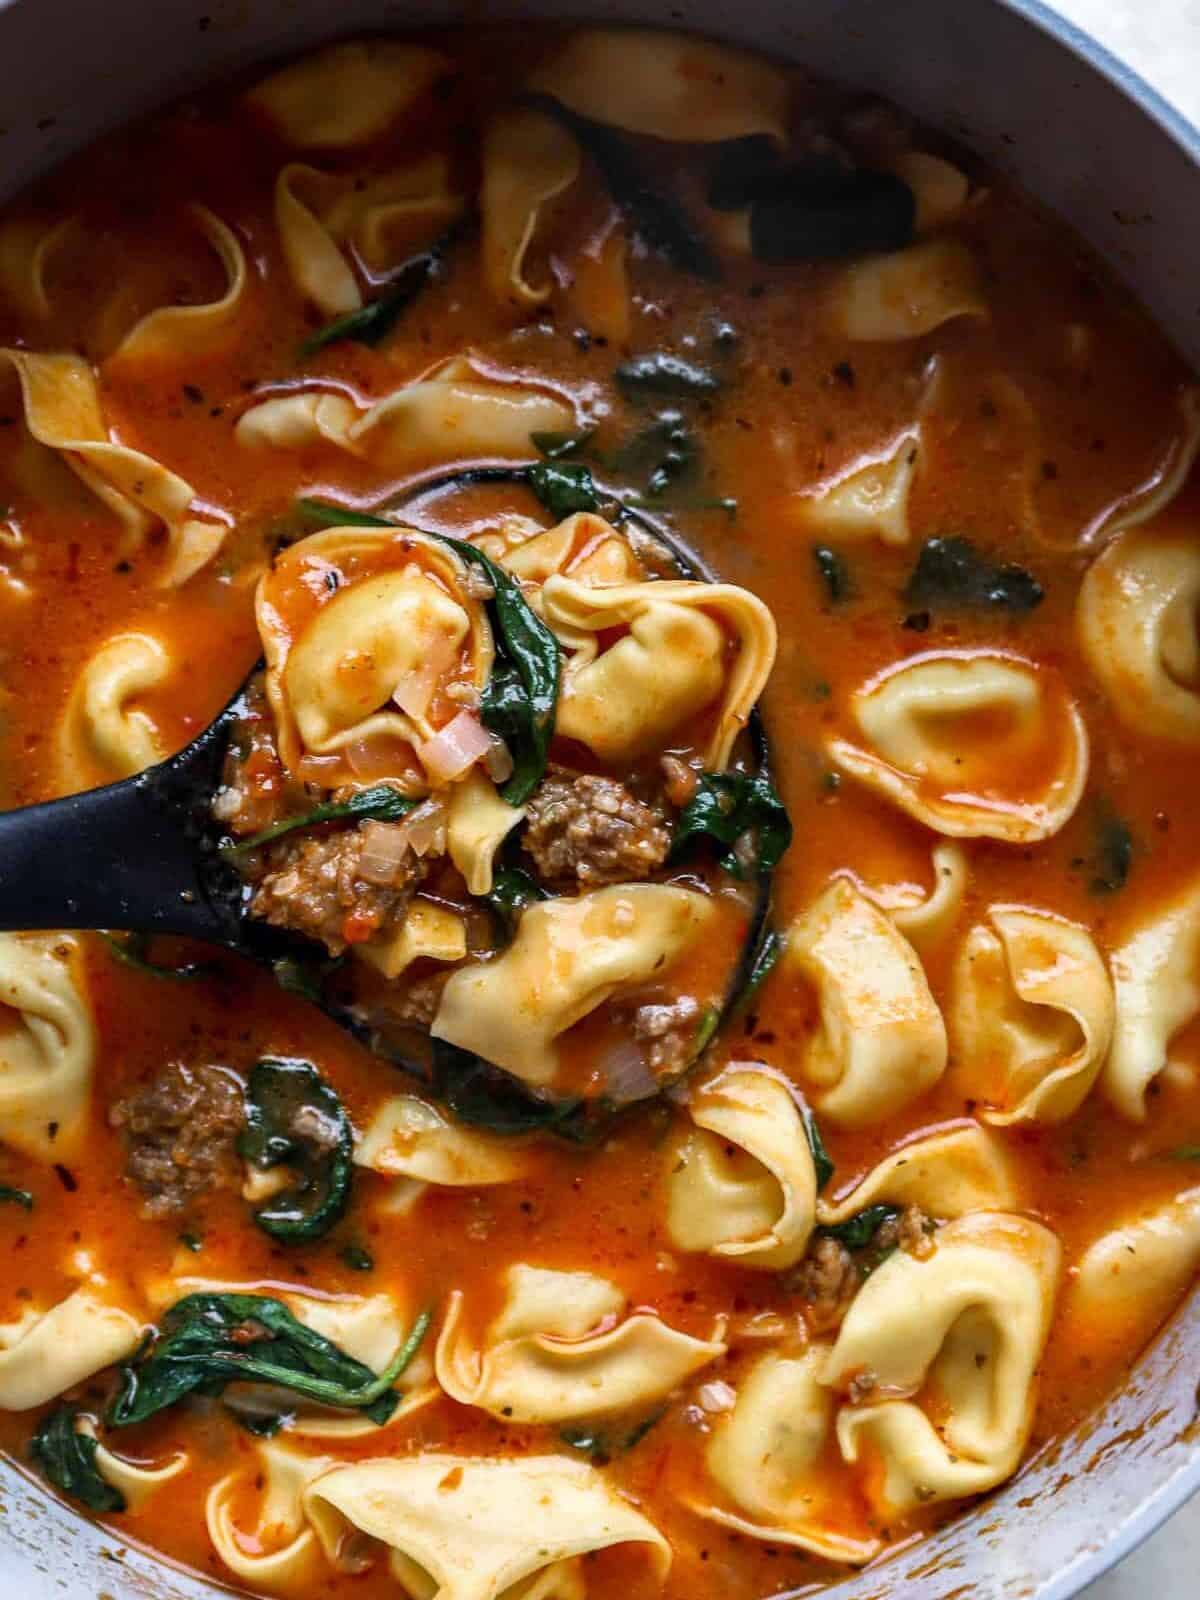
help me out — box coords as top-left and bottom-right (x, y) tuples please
(207, 1437), (333, 1588)
(354, 1094), (536, 1213)
(792, 427), (921, 546)
(950, 908), (1115, 1124)
(245, 39), (450, 149)
(236, 356), (575, 468)
(256, 524), (494, 792)
(0, 1281), (141, 1410)
(482, 107), (581, 308)
(527, 28), (789, 145)
(816, 1123), (1017, 1226)
(858, 839), (969, 952)
(825, 1212), (1060, 1514)
(1065, 1189), (1200, 1358)
(1078, 526), (1200, 743)
(664, 1064), (817, 1269)
(303, 1455), (671, 1599)
(431, 884), (714, 1090)
(830, 237), (988, 342)
(0, 933), (95, 1159)
(57, 631), (172, 791)
(110, 204), (248, 364)
(829, 652), (1089, 841)
(0, 349), (225, 585)
(1104, 876), (1200, 1120)
(695, 1347), (880, 1565)
(540, 573), (777, 766)
(784, 877), (947, 1127)
(436, 1263), (723, 1421)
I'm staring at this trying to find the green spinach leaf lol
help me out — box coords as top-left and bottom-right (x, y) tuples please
(0, 1185), (33, 1210)
(904, 536), (1044, 615)
(526, 460), (599, 521)
(817, 1204), (899, 1252)
(431, 1039), (590, 1141)
(486, 865), (551, 935)
(803, 1108), (834, 1192)
(1086, 810), (1134, 895)
(669, 771), (792, 878)
(532, 99), (719, 279)
(301, 243), (448, 355)
(99, 932), (209, 981)
(238, 1058), (353, 1243)
(222, 784), (416, 857)
(109, 1294), (430, 1429)
(751, 164), (915, 262)
(560, 1406), (666, 1464)
(813, 545), (853, 605)
(31, 1406), (126, 1513)
(531, 428), (596, 459)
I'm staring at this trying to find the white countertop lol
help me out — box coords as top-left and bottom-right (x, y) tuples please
(1047, 7), (1200, 1592)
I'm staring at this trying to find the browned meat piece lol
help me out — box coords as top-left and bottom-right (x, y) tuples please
(873, 1203), (936, 1260)
(523, 769), (670, 887)
(790, 1234), (860, 1333)
(633, 996), (703, 1078)
(247, 825), (425, 956)
(110, 1061), (244, 1219)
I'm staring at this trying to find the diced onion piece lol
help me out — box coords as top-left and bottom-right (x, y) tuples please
(395, 795), (447, 858)
(697, 1379), (738, 1414)
(597, 1035), (658, 1103)
(417, 710), (492, 784)
(357, 820), (413, 886)
(392, 635), (457, 721)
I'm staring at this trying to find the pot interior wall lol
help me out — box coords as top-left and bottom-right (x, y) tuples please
(0, 1), (1197, 1596)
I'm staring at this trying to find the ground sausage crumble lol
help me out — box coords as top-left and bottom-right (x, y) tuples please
(110, 1061), (245, 1219)
(522, 768), (671, 887)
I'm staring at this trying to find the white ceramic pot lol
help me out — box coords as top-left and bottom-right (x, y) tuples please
(0, 2), (1196, 1595)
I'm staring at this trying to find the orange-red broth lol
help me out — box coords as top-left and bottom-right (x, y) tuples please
(0, 24), (1196, 1600)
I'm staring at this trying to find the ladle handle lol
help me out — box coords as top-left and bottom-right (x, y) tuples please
(0, 772), (235, 940)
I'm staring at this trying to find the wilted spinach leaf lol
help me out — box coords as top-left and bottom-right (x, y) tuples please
(734, 927), (784, 1014)
(707, 135), (783, 211)
(813, 545), (853, 604)
(531, 98), (719, 279)
(99, 932), (209, 981)
(223, 784), (417, 856)
(751, 163), (915, 262)
(295, 502), (562, 808)
(903, 536), (1044, 615)
(530, 427), (597, 459)
(108, 1294), (430, 1429)
(271, 951), (346, 1006)
(817, 1204), (899, 1252)
(300, 236), (453, 355)
(560, 1406), (666, 1464)
(431, 1039), (590, 1141)
(669, 771), (793, 878)
(804, 1108), (834, 1192)
(32, 1405), (126, 1513)
(0, 1185), (32, 1210)
(239, 1058), (353, 1243)
(526, 460), (599, 521)
(486, 865), (551, 935)
(1083, 809), (1134, 895)
(616, 353), (721, 401)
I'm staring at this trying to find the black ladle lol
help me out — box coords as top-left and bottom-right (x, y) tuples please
(0, 476), (775, 1124)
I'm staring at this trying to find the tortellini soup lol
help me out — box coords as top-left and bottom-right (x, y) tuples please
(1, 23), (1199, 1600)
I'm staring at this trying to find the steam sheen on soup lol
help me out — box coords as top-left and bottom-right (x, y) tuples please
(0, 24), (1197, 1600)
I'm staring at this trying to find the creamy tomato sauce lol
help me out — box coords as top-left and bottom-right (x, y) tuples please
(0, 24), (1197, 1600)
